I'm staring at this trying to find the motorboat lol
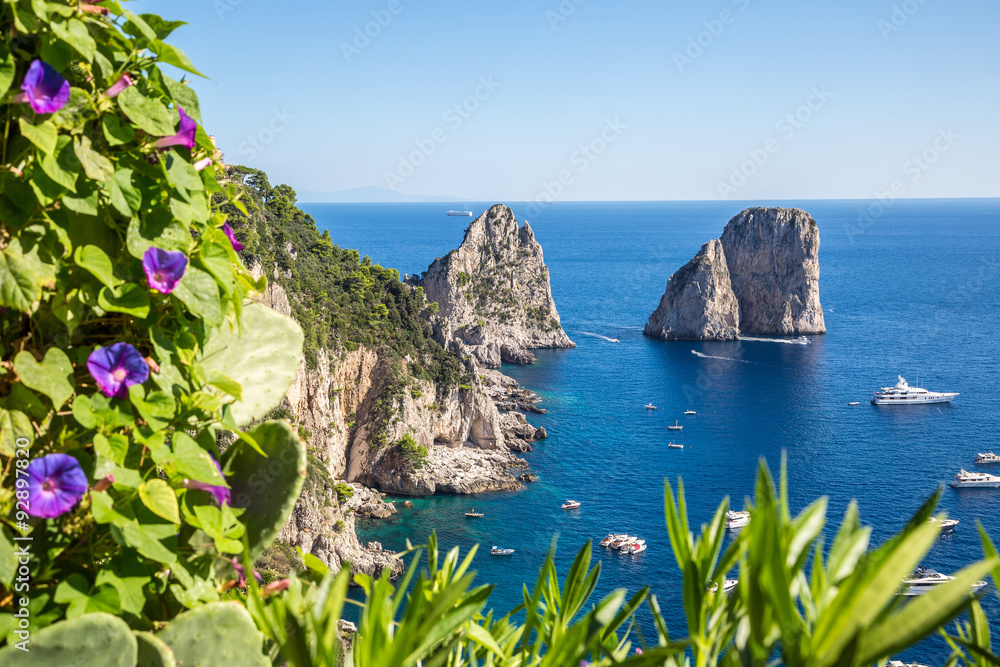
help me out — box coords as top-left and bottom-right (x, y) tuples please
(888, 661), (930, 667)
(447, 210), (474, 217)
(950, 470), (1000, 488)
(600, 533), (627, 547)
(562, 499), (581, 510)
(709, 579), (739, 594)
(684, 410), (697, 415)
(976, 451), (1000, 464)
(490, 546), (515, 556)
(667, 442), (683, 449)
(609, 338), (620, 343)
(667, 421), (683, 431)
(871, 375), (958, 405)
(610, 535), (635, 550)
(929, 517), (959, 531)
(465, 509), (484, 517)
(627, 540), (647, 554)
(645, 403), (657, 410)
(848, 402), (860, 406)
(615, 536), (637, 551)
(900, 566), (986, 596)
(725, 510), (750, 529)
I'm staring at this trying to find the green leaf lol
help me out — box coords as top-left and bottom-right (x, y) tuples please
(120, 521), (176, 564)
(128, 384), (176, 432)
(0, 49), (14, 95)
(62, 185), (99, 215)
(207, 370), (243, 401)
(98, 283), (150, 318)
(161, 74), (201, 121)
(117, 86), (175, 136)
(13, 347), (73, 408)
(0, 407), (31, 456)
(122, 8), (157, 41)
(39, 136), (80, 191)
(0, 526), (15, 587)
(0, 237), (55, 311)
(126, 212), (192, 258)
(50, 19), (96, 62)
(168, 432), (225, 485)
(109, 168), (141, 217)
(151, 40), (206, 77)
(18, 118), (58, 154)
(74, 244), (122, 290)
(102, 115), (134, 146)
(55, 574), (121, 618)
(139, 13), (187, 39)
(139, 479), (180, 524)
(173, 265), (222, 327)
(95, 558), (150, 617)
(165, 151), (204, 191)
(74, 135), (114, 181)
(93, 432), (129, 466)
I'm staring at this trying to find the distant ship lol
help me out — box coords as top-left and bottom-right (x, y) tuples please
(447, 210), (474, 217)
(950, 470), (1000, 488)
(871, 376), (958, 405)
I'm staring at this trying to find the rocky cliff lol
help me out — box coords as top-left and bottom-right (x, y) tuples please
(645, 207), (825, 341)
(421, 204), (574, 367)
(644, 240), (740, 340)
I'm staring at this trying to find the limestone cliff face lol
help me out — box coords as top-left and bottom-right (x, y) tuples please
(644, 207), (825, 341)
(421, 204), (574, 367)
(719, 207), (825, 335)
(644, 240), (740, 341)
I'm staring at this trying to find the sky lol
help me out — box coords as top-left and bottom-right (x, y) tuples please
(133, 0), (999, 202)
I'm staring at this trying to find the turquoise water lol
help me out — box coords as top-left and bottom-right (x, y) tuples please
(303, 199), (1000, 660)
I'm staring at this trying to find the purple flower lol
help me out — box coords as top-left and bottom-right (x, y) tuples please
(142, 247), (188, 294)
(103, 73), (133, 98)
(193, 157), (213, 171)
(17, 60), (70, 114)
(152, 107), (197, 150)
(262, 579), (290, 596)
(181, 456), (230, 506)
(230, 557), (263, 588)
(25, 454), (88, 518)
(87, 342), (150, 399)
(222, 223), (244, 251)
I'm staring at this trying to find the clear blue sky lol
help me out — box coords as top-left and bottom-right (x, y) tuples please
(134, 0), (998, 201)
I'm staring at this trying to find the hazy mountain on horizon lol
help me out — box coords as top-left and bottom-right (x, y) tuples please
(298, 186), (466, 203)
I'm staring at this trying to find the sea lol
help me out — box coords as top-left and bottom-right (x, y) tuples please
(302, 198), (1000, 662)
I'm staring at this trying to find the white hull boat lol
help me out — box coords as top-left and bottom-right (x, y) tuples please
(667, 421), (683, 431)
(710, 579), (739, 594)
(684, 410), (696, 415)
(667, 442), (683, 449)
(950, 470), (1000, 488)
(490, 546), (515, 556)
(976, 451), (1000, 464)
(562, 499), (581, 510)
(872, 375), (958, 405)
(725, 510), (750, 530)
(600, 533), (627, 548)
(929, 517), (959, 531)
(901, 566), (986, 596)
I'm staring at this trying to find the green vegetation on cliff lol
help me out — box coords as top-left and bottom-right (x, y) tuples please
(218, 166), (462, 385)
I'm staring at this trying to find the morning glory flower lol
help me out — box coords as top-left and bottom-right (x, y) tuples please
(262, 579), (290, 596)
(222, 222), (244, 251)
(142, 247), (188, 294)
(152, 107), (197, 150)
(17, 60), (70, 114)
(181, 457), (231, 506)
(87, 342), (150, 399)
(25, 454), (88, 519)
(193, 157), (213, 171)
(103, 73), (133, 98)
(230, 557), (263, 588)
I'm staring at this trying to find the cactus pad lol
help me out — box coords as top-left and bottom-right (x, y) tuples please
(0, 612), (136, 666)
(135, 631), (177, 667)
(157, 601), (268, 667)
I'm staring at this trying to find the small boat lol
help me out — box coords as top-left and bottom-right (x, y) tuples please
(709, 579), (739, 594)
(561, 499), (581, 510)
(609, 338), (620, 343)
(616, 536), (637, 551)
(667, 421), (683, 431)
(929, 517), (959, 531)
(976, 451), (1000, 463)
(628, 540), (647, 554)
(900, 565), (986, 596)
(725, 510), (750, 530)
(871, 375), (958, 405)
(888, 661), (930, 667)
(848, 402), (860, 406)
(684, 410), (696, 415)
(609, 535), (635, 550)
(667, 442), (683, 449)
(645, 403), (657, 410)
(950, 469), (1000, 488)
(465, 509), (484, 518)
(600, 533), (627, 547)
(490, 546), (515, 556)
(447, 210), (474, 217)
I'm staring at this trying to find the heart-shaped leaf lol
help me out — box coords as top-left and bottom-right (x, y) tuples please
(138, 479), (180, 524)
(13, 347), (74, 408)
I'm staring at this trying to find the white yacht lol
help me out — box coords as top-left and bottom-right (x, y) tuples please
(900, 566), (986, 596)
(561, 499), (581, 510)
(490, 546), (515, 556)
(929, 517), (959, 531)
(667, 421), (683, 431)
(627, 540), (647, 554)
(871, 376), (958, 405)
(447, 210), (474, 217)
(709, 579), (739, 594)
(667, 442), (683, 449)
(611, 535), (636, 550)
(725, 510), (750, 529)
(950, 470), (1000, 488)
(976, 451), (1000, 464)
(888, 661), (930, 667)
(684, 410), (697, 415)
(645, 403), (657, 410)
(600, 533), (627, 548)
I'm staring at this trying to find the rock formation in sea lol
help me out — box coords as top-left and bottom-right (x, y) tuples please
(643, 239), (740, 340)
(644, 207), (825, 340)
(421, 204), (575, 367)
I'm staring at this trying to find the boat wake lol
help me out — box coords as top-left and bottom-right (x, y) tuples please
(577, 331), (621, 343)
(739, 336), (810, 345)
(691, 350), (753, 364)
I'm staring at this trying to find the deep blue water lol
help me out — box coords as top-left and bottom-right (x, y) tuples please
(303, 199), (1000, 662)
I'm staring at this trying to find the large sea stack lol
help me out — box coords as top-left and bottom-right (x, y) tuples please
(421, 204), (575, 366)
(644, 207), (825, 340)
